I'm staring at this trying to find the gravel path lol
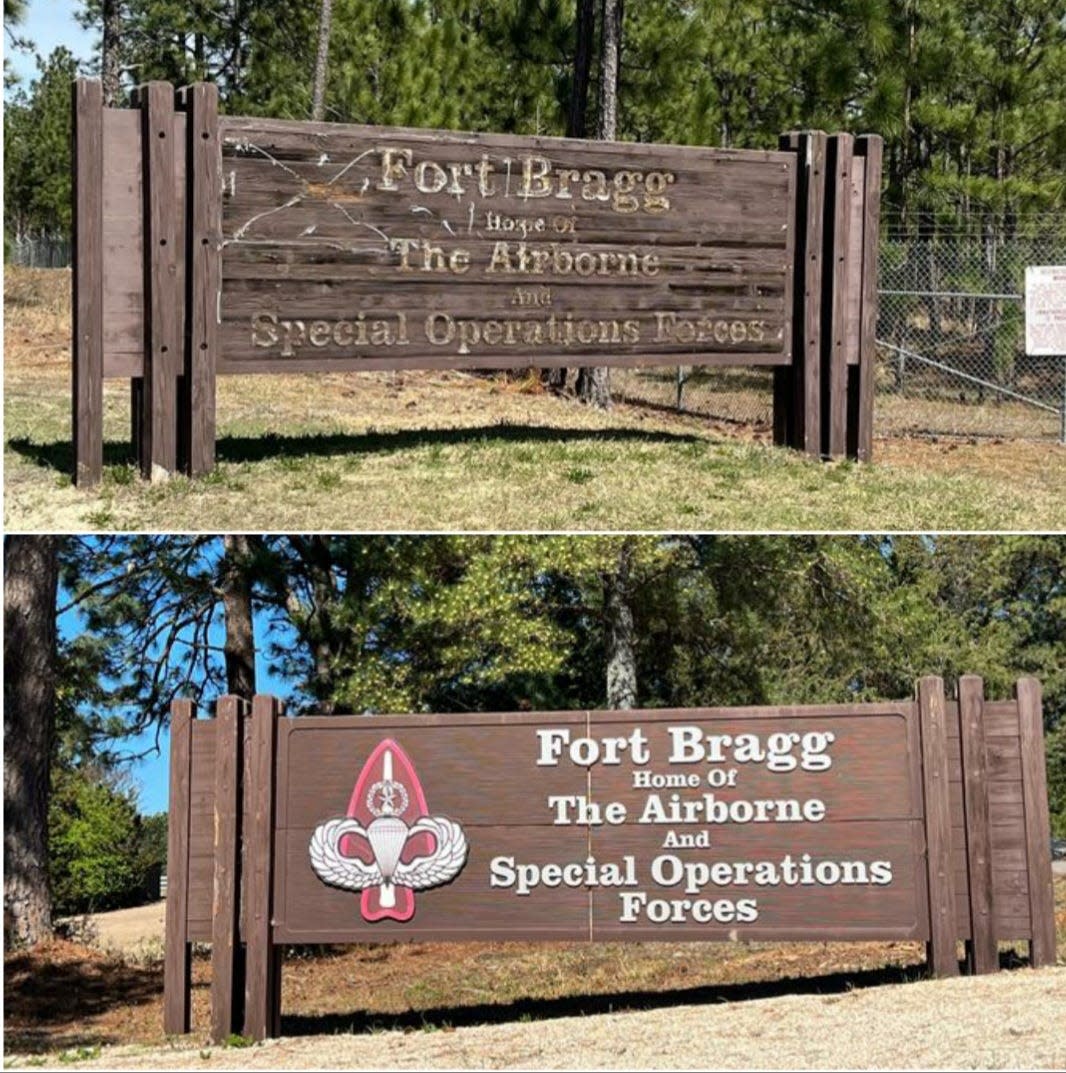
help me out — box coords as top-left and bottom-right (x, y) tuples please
(18, 966), (1065, 1070)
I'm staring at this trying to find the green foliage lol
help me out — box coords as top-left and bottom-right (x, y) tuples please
(3, 48), (79, 238)
(6, 0), (1062, 238)
(1046, 720), (1066, 837)
(48, 764), (145, 915)
(61, 534), (1066, 832)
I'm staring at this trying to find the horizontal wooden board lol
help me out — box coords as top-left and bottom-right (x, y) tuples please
(216, 116), (796, 372)
(589, 819), (926, 941)
(273, 823), (591, 943)
(179, 699), (1038, 946)
(588, 710), (918, 822)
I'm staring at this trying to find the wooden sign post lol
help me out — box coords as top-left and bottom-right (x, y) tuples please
(164, 676), (1054, 1042)
(72, 79), (883, 485)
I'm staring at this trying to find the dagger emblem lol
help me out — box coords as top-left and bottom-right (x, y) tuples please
(309, 739), (468, 922)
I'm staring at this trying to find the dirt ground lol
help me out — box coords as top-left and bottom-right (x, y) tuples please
(5, 875), (1066, 1069)
(5, 956), (1064, 1070)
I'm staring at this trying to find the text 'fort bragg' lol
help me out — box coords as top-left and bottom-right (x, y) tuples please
(236, 144), (782, 359)
(486, 723), (896, 928)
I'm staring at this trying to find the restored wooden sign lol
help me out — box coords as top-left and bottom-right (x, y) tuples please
(165, 677), (1055, 1043)
(71, 79), (884, 485)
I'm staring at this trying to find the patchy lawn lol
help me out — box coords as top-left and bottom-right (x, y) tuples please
(5, 269), (1064, 532)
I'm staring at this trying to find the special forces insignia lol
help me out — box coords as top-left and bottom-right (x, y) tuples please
(308, 739), (468, 922)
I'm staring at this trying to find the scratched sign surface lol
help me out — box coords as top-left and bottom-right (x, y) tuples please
(218, 118), (797, 373)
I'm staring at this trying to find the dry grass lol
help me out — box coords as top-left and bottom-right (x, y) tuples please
(5, 268), (1065, 532)
(5, 877), (1065, 1066)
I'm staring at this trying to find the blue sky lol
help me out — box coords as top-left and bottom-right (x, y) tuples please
(5, 0), (94, 93)
(59, 547), (299, 816)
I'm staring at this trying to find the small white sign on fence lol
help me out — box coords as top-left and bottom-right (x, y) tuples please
(1025, 265), (1066, 356)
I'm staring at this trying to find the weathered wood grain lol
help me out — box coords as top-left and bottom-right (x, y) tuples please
(181, 83), (220, 475)
(848, 135), (883, 461)
(1016, 678), (1056, 966)
(140, 83), (181, 478)
(957, 676), (997, 974)
(216, 116), (796, 371)
(101, 109), (146, 377)
(72, 79), (104, 487)
(918, 677), (959, 976)
(823, 134), (853, 459)
(163, 699), (194, 1034)
(777, 131), (828, 455)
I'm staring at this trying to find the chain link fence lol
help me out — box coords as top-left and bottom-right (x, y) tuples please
(613, 216), (1066, 443)
(7, 218), (1065, 442)
(6, 232), (72, 268)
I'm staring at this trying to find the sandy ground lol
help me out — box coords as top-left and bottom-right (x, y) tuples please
(57, 902), (167, 956)
(13, 966), (1065, 1070)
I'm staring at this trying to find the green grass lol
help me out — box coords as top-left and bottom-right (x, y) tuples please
(5, 372), (1065, 531)
(4, 259), (1064, 533)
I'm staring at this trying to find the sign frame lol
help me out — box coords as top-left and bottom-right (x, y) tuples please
(71, 79), (884, 485)
(163, 676), (1055, 1042)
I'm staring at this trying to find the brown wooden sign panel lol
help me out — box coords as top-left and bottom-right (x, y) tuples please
(267, 706), (925, 945)
(217, 119), (795, 374)
(166, 679), (1055, 1042)
(71, 79), (885, 484)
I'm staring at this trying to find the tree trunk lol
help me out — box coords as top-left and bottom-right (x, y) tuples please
(546, 0), (597, 395)
(604, 538), (637, 709)
(221, 535), (256, 699)
(576, 0), (621, 409)
(283, 536), (340, 713)
(569, 0), (595, 139)
(597, 0), (621, 142)
(311, 0), (334, 122)
(101, 0), (123, 106)
(4, 536), (60, 949)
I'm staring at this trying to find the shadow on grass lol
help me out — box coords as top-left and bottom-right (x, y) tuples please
(7, 422), (710, 478)
(2, 945), (1031, 1054)
(279, 953), (1025, 1038)
(3, 947), (167, 1054)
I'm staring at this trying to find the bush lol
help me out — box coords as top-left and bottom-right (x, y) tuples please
(1046, 719), (1066, 839)
(48, 764), (163, 915)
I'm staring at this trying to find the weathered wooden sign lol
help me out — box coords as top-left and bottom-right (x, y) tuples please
(72, 80), (883, 485)
(164, 676), (1054, 1043)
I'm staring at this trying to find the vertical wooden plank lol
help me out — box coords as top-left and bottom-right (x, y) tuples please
(72, 79), (104, 487)
(244, 695), (280, 1041)
(848, 135), (883, 462)
(774, 132), (800, 449)
(823, 133), (854, 460)
(163, 699), (194, 1034)
(130, 380), (144, 465)
(918, 676), (959, 977)
(140, 81), (181, 480)
(210, 696), (244, 1043)
(777, 131), (826, 456)
(1016, 678), (1056, 967)
(958, 676), (998, 975)
(181, 83), (220, 476)
(128, 87), (146, 474)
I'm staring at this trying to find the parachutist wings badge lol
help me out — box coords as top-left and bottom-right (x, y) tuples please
(308, 739), (468, 922)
